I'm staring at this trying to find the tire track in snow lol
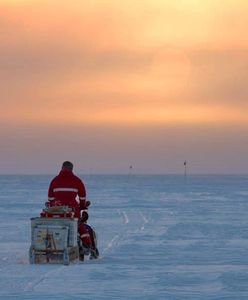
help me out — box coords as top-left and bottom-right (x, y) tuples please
(24, 265), (66, 292)
(139, 211), (149, 231)
(117, 210), (129, 224)
(102, 210), (130, 254)
(102, 210), (149, 255)
(102, 234), (121, 254)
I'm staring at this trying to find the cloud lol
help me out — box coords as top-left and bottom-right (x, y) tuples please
(1, 0), (248, 173)
(0, 0), (248, 126)
(187, 47), (248, 107)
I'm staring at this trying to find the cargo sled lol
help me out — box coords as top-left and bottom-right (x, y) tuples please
(29, 206), (79, 265)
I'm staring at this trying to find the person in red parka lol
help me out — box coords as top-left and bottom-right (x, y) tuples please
(78, 211), (99, 260)
(47, 161), (90, 218)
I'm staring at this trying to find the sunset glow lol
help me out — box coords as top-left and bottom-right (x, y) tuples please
(0, 0), (248, 173)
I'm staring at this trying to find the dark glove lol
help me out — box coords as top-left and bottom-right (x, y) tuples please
(80, 199), (91, 210)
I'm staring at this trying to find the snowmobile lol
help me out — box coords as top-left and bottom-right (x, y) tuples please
(29, 205), (98, 265)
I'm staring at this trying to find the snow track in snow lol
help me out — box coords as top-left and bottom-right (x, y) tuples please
(24, 266), (67, 292)
(139, 211), (148, 231)
(102, 209), (148, 255)
(117, 209), (129, 224)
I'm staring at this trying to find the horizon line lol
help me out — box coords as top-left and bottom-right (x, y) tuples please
(0, 173), (248, 176)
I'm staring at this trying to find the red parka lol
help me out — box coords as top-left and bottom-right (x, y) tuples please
(48, 169), (86, 218)
(78, 222), (92, 246)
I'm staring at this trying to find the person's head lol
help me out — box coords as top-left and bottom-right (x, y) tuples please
(62, 161), (73, 171)
(81, 211), (89, 222)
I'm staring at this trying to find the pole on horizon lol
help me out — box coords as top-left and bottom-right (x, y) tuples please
(129, 165), (133, 176)
(184, 161), (187, 179)
(127, 165), (133, 182)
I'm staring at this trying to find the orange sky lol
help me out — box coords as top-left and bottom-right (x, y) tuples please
(0, 0), (248, 173)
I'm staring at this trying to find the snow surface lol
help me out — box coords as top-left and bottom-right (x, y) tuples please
(1, 175), (248, 299)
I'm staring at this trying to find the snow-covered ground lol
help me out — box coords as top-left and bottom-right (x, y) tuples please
(1, 175), (248, 299)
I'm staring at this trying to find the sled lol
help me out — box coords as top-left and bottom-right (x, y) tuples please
(29, 206), (79, 265)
